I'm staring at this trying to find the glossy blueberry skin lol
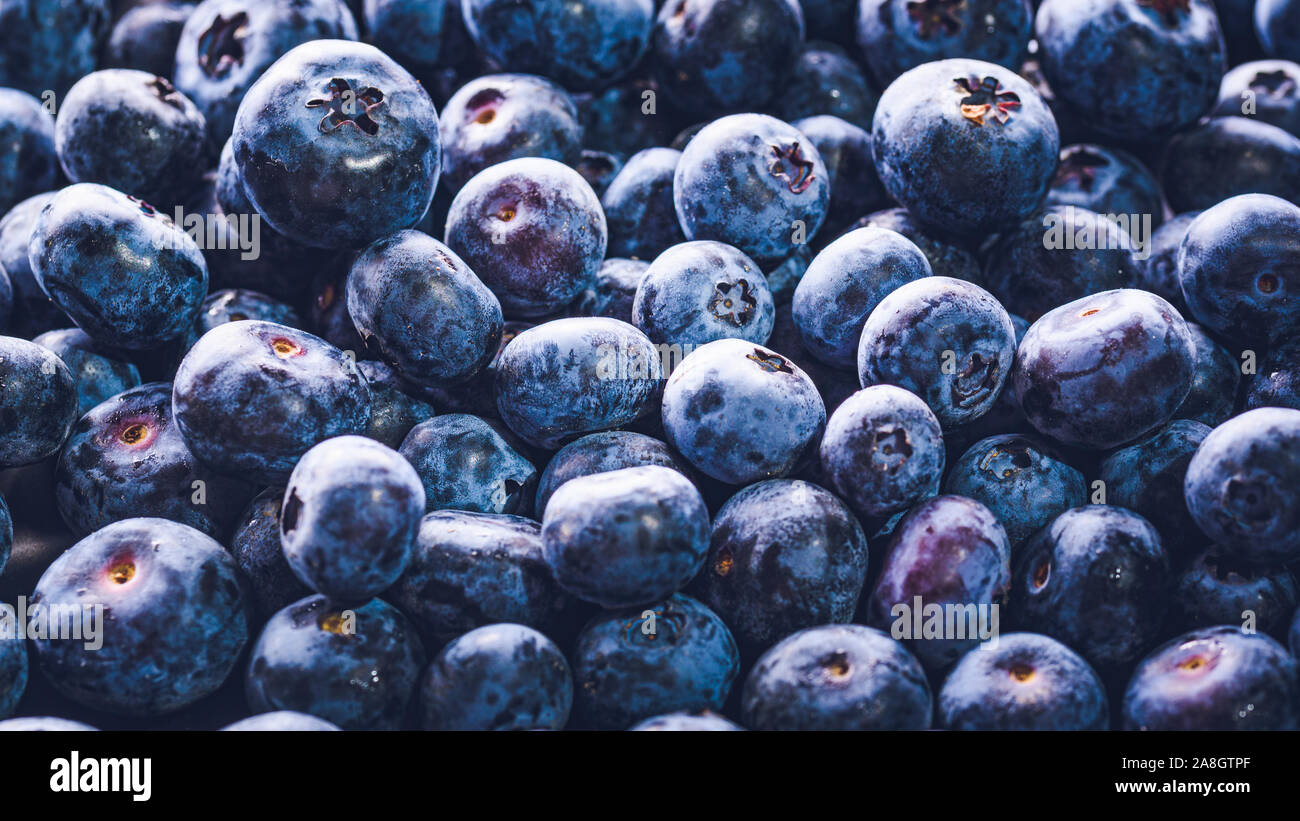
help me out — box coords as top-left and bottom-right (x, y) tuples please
(859, 276), (1016, 429)
(103, 2), (192, 78)
(1161, 117), (1300, 212)
(602, 148), (687, 262)
(54, 381), (257, 539)
(0, 492), (10, 577)
(651, 0), (805, 117)
(1136, 211), (1200, 315)
(0, 634), (24, 719)
(944, 433), (1087, 547)
(197, 289), (300, 336)
(32, 329), (142, 416)
(1013, 506), (1170, 671)
(542, 465), (708, 608)
(347, 230), (503, 388)
(174, 0), (359, 150)
(55, 70), (207, 208)
(569, 258), (648, 323)
(847, 208), (983, 283)
(691, 479), (870, 660)
(1214, 60), (1300, 137)
(632, 241), (774, 347)
(232, 39), (439, 250)
(446, 158), (606, 318)
(873, 59), (1058, 238)
(742, 624), (931, 731)
(629, 710), (743, 730)
(400, 414), (536, 515)
(230, 487), (312, 622)
(31, 518), (248, 716)
(0, 0), (110, 98)
(1099, 420), (1212, 558)
(674, 113), (830, 268)
(939, 632), (1109, 730)
(463, 0), (653, 91)
(1122, 626), (1299, 730)
(0, 89), (56, 217)
(437, 73), (582, 193)
(774, 44), (880, 131)
(1184, 407), (1300, 562)
(28, 184), (208, 350)
(1258, 0), (1300, 59)
(0, 717), (97, 731)
(1178, 194), (1300, 345)
(1172, 546), (1298, 638)
(245, 595), (426, 730)
(1015, 289), (1195, 449)
(1046, 144), (1164, 230)
(534, 430), (691, 518)
(572, 593), (739, 729)
(494, 317), (660, 449)
(662, 338), (825, 485)
(790, 115), (889, 237)
(172, 320), (372, 484)
(356, 360), (437, 449)
(858, 0), (1032, 86)
(0, 335), (77, 468)
(221, 711), (341, 731)
(420, 623), (572, 731)
(820, 385), (945, 517)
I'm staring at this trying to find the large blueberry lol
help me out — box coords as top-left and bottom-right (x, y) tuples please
(857, 0), (1033, 86)
(534, 430), (692, 518)
(1172, 546), (1298, 638)
(602, 147), (687, 261)
(0, 335), (77, 468)
(632, 241), (774, 346)
(1160, 117), (1300, 211)
(0, 0), (110, 98)
(399, 414), (537, 515)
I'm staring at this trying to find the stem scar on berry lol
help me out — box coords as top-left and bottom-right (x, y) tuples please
(767, 142), (816, 194)
(197, 11), (249, 78)
(708, 279), (757, 326)
(746, 349), (793, 373)
(955, 76), (1021, 126)
(306, 78), (385, 136)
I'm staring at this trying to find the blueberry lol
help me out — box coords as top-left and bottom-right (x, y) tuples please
(0, 634), (23, 720)
(662, 338), (825, 485)
(741, 624), (932, 731)
(601, 147), (687, 261)
(789, 115), (890, 237)
(820, 385), (945, 517)
(347, 229), (503, 388)
(534, 430), (692, 518)
(28, 183), (208, 350)
(857, 0), (1033, 86)
(1175, 326), (1239, 428)
(232, 39), (440, 249)
(446, 158), (606, 318)
(420, 623), (572, 731)
(775, 43), (880, 131)
(571, 593), (739, 729)
(102, 2), (192, 79)
(0, 89), (56, 217)
(859, 276), (1016, 429)
(1257, 0), (1300, 59)
(1184, 407), (1300, 563)
(197, 289), (301, 335)
(0, 335), (78, 468)
(1172, 547), (1298, 638)
(1122, 626), (1299, 730)
(691, 479), (870, 660)
(938, 632), (1109, 731)
(573, 75), (678, 160)
(674, 113), (830, 267)
(230, 487), (312, 622)
(1136, 211), (1201, 315)
(355, 360), (437, 449)
(1247, 336), (1300, 410)
(31, 518), (248, 715)
(399, 414), (536, 515)
(362, 0), (452, 80)
(1046, 144), (1164, 234)
(32, 329), (142, 416)
(245, 594), (426, 730)
(1161, 117), (1300, 212)
(0, 491), (10, 577)
(569, 258), (649, 322)
(629, 710), (743, 730)
(846, 207), (983, 283)
(1214, 59), (1300, 137)
(632, 241), (774, 347)
(1015, 289), (1195, 449)
(220, 711), (341, 731)
(943, 433), (1087, 547)
(0, 0), (110, 98)
(0, 717), (97, 731)
(171, 320), (372, 484)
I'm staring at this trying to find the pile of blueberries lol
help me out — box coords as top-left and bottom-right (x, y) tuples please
(2, 0), (1300, 732)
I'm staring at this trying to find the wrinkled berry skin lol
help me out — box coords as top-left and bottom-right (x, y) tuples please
(400, 414), (537, 515)
(1176, 325), (1240, 426)
(742, 624), (932, 731)
(174, 0), (359, 150)
(1215, 60), (1300, 137)
(944, 433), (1087, 547)
(674, 113), (830, 267)
(793, 227), (932, 371)
(570, 258), (648, 323)
(857, 0), (1032, 86)
(602, 147), (687, 261)
(848, 207), (982, 283)
(0, 633), (23, 719)
(280, 435), (423, 602)
(1184, 407), (1300, 563)
(1047, 144), (1164, 232)
(0, 89), (56, 216)
(1014, 506), (1170, 671)
(1122, 626), (1299, 730)
(872, 59), (1058, 238)
(1178, 194), (1300, 345)
(172, 320), (371, 484)
(572, 593), (739, 729)
(691, 479), (870, 660)
(494, 317), (660, 449)
(245, 595), (426, 731)
(1015, 289), (1195, 450)
(1161, 117), (1300, 212)
(447, 158), (606, 318)
(866, 495), (1011, 671)
(791, 115), (888, 236)
(462, 0), (654, 91)
(1099, 420), (1212, 558)
(543, 465), (709, 608)
(0, 336), (78, 468)
(221, 711), (340, 731)
(420, 623), (573, 731)
(28, 183), (209, 350)
(630, 710), (743, 730)
(534, 430), (692, 518)
(31, 518), (248, 716)
(939, 632), (1109, 731)
(230, 487), (312, 622)
(232, 40), (440, 250)
(55, 70), (207, 207)
(0, 0), (110, 98)
(820, 385), (945, 517)
(859, 276), (1016, 429)
(54, 382), (257, 540)
(1172, 547), (1298, 638)
(347, 230), (503, 388)
(438, 73), (582, 193)
(357, 361), (437, 449)
(652, 0), (805, 117)
(775, 45), (880, 131)
(662, 338), (825, 485)
(1136, 211), (1199, 315)
(32, 329), (142, 416)
(633, 241), (774, 346)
